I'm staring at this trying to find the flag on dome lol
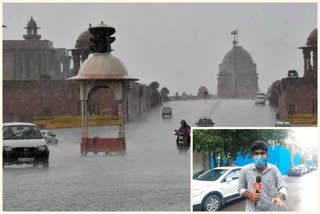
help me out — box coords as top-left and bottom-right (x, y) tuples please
(231, 29), (238, 35)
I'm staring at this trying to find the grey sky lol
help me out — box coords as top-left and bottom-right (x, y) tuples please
(3, 3), (317, 95)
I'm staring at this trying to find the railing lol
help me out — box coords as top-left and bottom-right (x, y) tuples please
(34, 115), (121, 129)
(282, 113), (317, 125)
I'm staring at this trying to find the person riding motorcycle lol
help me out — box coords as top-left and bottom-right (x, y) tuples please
(176, 120), (191, 146)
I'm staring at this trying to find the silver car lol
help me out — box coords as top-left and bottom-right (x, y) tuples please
(40, 130), (58, 145)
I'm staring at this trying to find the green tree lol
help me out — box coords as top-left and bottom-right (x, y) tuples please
(193, 129), (291, 167)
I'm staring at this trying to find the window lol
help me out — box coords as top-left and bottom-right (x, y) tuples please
(221, 169), (241, 182)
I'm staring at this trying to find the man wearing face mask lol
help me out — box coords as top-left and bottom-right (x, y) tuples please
(238, 140), (288, 211)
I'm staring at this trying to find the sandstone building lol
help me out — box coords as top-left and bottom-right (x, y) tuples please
(217, 34), (258, 98)
(3, 17), (72, 80)
(268, 28), (317, 123)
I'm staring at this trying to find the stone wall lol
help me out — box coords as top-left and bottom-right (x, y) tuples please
(193, 151), (211, 173)
(3, 80), (160, 123)
(278, 77), (317, 117)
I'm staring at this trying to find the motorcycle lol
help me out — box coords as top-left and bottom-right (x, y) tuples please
(174, 130), (190, 152)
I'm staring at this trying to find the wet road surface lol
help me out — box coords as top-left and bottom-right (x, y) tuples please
(3, 105), (190, 211)
(164, 99), (277, 127)
(220, 170), (318, 211)
(3, 99), (277, 211)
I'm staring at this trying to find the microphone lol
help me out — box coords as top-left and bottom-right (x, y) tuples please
(253, 176), (262, 206)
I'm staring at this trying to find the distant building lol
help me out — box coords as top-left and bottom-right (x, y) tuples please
(3, 16), (72, 80)
(217, 32), (258, 98)
(69, 26), (94, 76)
(197, 86), (209, 99)
(3, 20), (162, 123)
(269, 28), (317, 123)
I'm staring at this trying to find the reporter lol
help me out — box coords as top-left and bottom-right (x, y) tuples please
(238, 140), (288, 211)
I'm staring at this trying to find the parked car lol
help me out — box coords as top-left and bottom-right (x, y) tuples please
(40, 130), (58, 145)
(287, 70), (299, 78)
(288, 167), (303, 176)
(193, 167), (242, 211)
(195, 117), (215, 127)
(275, 121), (292, 127)
(311, 165), (318, 171)
(162, 107), (172, 118)
(301, 164), (311, 173)
(3, 122), (50, 168)
(297, 165), (308, 174)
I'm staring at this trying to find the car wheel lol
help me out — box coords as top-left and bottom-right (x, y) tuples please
(203, 195), (221, 211)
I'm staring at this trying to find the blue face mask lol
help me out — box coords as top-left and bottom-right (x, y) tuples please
(253, 156), (266, 168)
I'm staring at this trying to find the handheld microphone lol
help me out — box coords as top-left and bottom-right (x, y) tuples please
(253, 176), (262, 206)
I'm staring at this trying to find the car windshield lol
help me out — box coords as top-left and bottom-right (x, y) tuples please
(194, 169), (228, 181)
(3, 125), (42, 140)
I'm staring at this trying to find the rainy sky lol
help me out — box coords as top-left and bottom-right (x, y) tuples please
(2, 3), (317, 95)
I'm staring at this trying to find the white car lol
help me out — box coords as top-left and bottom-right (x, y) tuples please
(162, 107), (172, 118)
(41, 130), (58, 145)
(193, 167), (242, 211)
(3, 122), (50, 168)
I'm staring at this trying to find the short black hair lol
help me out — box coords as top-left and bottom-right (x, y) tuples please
(250, 140), (268, 154)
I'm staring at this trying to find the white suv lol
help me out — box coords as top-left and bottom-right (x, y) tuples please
(193, 167), (242, 211)
(3, 122), (50, 168)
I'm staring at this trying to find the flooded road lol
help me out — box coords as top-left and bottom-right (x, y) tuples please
(220, 170), (318, 211)
(3, 106), (190, 211)
(163, 99), (277, 127)
(3, 99), (276, 211)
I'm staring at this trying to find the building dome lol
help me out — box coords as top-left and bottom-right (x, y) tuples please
(222, 46), (254, 64)
(75, 30), (94, 49)
(306, 28), (317, 47)
(70, 53), (131, 80)
(27, 16), (38, 28)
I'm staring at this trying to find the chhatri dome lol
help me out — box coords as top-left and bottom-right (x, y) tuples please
(75, 29), (94, 49)
(306, 28), (317, 47)
(26, 16), (38, 28)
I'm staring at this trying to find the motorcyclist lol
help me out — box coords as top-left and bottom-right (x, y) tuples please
(176, 120), (191, 146)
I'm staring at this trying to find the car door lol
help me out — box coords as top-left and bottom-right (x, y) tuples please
(220, 169), (241, 198)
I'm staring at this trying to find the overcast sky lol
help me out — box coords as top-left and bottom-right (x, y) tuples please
(3, 3), (317, 95)
(291, 129), (318, 152)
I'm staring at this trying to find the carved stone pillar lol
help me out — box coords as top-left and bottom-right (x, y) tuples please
(312, 48), (317, 72)
(303, 48), (311, 77)
(71, 50), (81, 76)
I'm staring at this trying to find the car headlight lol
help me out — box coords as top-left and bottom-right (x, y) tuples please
(38, 146), (48, 151)
(192, 189), (204, 198)
(3, 146), (13, 152)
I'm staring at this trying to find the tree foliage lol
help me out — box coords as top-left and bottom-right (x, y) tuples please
(149, 81), (160, 91)
(160, 87), (169, 95)
(193, 129), (291, 166)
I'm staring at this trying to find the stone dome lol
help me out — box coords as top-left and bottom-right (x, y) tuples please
(70, 53), (134, 80)
(27, 16), (38, 28)
(306, 28), (317, 47)
(75, 30), (94, 49)
(222, 46), (254, 64)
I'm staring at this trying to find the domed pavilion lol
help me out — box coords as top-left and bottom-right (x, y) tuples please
(299, 28), (317, 79)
